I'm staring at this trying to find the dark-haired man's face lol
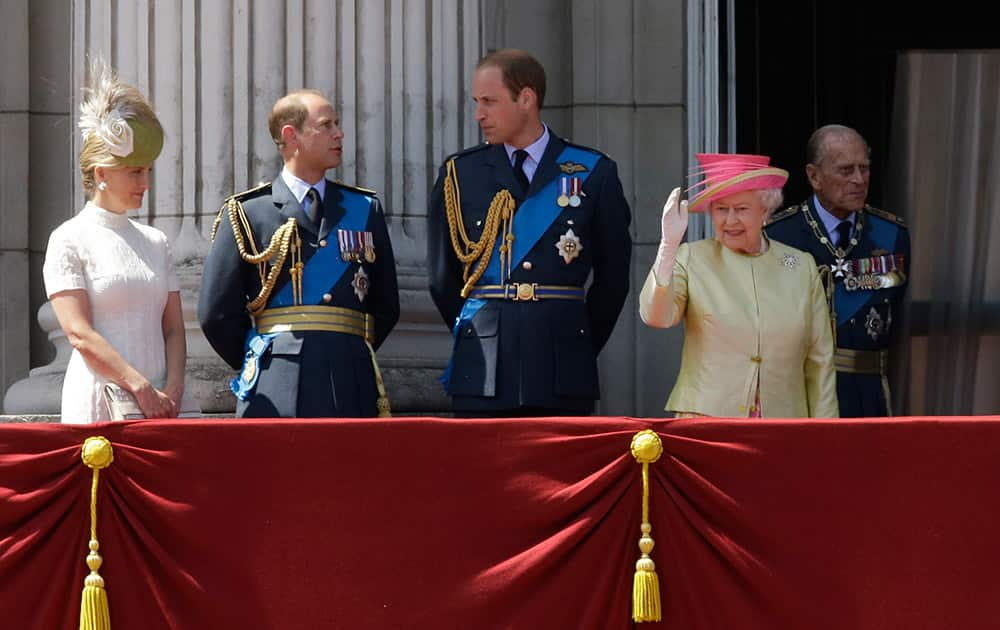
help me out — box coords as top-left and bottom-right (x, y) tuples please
(472, 66), (530, 146)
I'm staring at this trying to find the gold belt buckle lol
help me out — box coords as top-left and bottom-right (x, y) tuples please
(510, 282), (538, 301)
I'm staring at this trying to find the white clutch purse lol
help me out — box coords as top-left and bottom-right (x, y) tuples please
(102, 383), (202, 420)
(103, 383), (145, 420)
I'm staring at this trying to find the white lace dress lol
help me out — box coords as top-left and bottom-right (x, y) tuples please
(42, 202), (186, 424)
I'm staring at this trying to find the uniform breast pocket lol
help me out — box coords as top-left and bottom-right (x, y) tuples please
(448, 307), (500, 397)
(551, 322), (599, 399)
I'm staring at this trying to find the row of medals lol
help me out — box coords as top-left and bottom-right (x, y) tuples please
(556, 176), (585, 208)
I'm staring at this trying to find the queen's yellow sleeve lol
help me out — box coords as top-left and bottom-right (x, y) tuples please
(805, 259), (839, 417)
(639, 243), (688, 328)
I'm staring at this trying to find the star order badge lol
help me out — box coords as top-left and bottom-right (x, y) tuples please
(865, 306), (884, 341)
(781, 253), (799, 269)
(352, 266), (370, 302)
(555, 228), (583, 264)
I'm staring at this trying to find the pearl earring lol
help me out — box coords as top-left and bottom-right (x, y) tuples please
(97, 181), (107, 191)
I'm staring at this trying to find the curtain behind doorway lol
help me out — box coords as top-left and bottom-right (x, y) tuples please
(887, 51), (1000, 415)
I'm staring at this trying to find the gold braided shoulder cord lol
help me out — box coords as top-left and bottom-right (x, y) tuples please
(224, 197), (304, 315)
(443, 158), (516, 297)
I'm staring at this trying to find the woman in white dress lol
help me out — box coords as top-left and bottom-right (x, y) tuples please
(42, 61), (194, 423)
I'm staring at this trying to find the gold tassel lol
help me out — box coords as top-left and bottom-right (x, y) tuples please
(630, 430), (663, 623)
(80, 436), (114, 630)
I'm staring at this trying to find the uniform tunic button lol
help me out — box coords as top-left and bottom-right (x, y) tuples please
(322, 293), (333, 303)
(750, 355), (762, 363)
(522, 261), (533, 271)
(567, 219), (575, 225)
(475, 220), (482, 227)
(319, 239), (328, 247)
(850, 318), (855, 324)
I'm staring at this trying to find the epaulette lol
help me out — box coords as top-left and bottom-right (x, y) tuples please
(212, 182), (271, 242)
(562, 139), (610, 160)
(765, 204), (801, 226)
(226, 181), (272, 202)
(864, 205), (907, 228)
(446, 143), (491, 162)
(333, 180), (378, 196)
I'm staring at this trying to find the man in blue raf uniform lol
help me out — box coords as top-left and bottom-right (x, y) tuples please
(766, 124), (909, 417)
(428, 48), (632, 417)
(199, 89), (399, 418)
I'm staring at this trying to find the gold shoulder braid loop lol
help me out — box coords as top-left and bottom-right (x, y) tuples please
(443, 158), (517, 297)
(223, 196), (304, 315)
(80, 436), (115, 630)
(630, 430), (663, 623)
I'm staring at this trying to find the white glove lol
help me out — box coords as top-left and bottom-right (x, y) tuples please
(653, 187), (688, 283)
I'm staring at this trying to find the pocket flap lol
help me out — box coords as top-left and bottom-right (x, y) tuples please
(460, 307), (499, 338)
(270, 332), (305, 355)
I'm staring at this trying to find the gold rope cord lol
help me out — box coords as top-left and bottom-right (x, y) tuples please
(443, 158), (516, 297)
(630, 430), (663, 623)
(223, 197), (304, 315)
(79, 436), (115, 630)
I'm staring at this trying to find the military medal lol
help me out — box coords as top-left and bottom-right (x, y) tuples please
(556, 177), (570, 207)
(568, 177), (584, 207)
(832, 258), (851, 278)
(338, 229), (352, 261)
(352, 265), (370, 302)
(555, 228), (583, 264)
(363, 231), (376, 263)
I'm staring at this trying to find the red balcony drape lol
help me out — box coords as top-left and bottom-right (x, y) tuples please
(1, 416), (998, 629)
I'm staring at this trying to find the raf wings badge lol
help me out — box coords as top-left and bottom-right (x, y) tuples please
(559, 161), (589, 174)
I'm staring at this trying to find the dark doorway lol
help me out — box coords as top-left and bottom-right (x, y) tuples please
(732, 0), (1000, 209)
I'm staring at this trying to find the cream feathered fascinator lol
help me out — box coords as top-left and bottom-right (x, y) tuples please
(78, 59), (164, 167)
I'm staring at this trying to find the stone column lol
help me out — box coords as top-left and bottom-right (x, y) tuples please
(484, 0), (693, 416)
(2, 0), (73, 415)
(6, 0), (483, 415)
(0, 0), (31, 409)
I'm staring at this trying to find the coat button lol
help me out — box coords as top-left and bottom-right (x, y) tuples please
(522, 261), (533, 271)
(750, 355), (762, 363)
(322, 293), (333, 303)
(319, 239), (328, 247)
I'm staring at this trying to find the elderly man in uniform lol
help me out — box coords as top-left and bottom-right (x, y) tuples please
(427, 48), (632, 417)
(766, 124), (909, 417)
(199, 89), (399, 418)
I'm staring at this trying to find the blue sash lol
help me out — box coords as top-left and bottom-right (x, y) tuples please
(835, 214), (900, 327)
(232, 187), (373, 400)
(441, 145), (601, 389)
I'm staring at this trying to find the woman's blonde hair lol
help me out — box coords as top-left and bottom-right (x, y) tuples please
(78, 59), (164, 195)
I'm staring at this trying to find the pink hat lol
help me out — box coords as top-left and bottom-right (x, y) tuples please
(686, 153), (789, 212)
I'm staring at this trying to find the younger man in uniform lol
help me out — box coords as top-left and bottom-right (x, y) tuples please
(427, 49), (632, 417)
